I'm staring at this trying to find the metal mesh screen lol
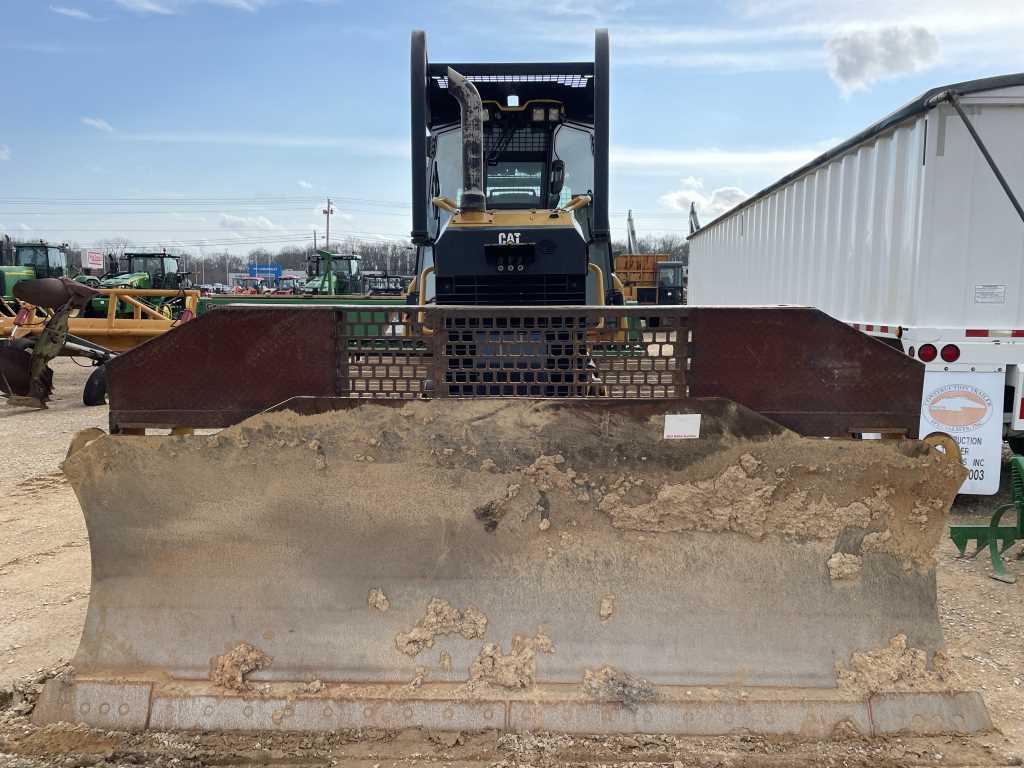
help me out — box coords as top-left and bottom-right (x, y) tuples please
(484, 127), (549, 155)
(336, 306), (690, 400)
(339, 309), (435, 399)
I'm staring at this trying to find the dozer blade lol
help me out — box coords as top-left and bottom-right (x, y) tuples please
(36, 398), (990, 737)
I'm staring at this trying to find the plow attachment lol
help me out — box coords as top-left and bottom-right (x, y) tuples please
(36, 396), (989, 737)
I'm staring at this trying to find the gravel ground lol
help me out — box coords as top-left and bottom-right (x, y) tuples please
(0, 357), (1021, 766)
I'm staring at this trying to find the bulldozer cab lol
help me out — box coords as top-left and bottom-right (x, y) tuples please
(410, 30), (613, 306)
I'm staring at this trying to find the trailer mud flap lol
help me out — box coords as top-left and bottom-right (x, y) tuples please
(919, 369), (1003, 495)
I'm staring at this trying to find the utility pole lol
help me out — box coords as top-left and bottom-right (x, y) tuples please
(322, 199), (335, 252)
(313, 230), (317, 251)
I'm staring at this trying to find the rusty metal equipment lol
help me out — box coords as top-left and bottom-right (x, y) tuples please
(2, 286), (201, 353)
(0, 278), (102, 406)
(101, 304), (924, 436)
(1, 282), (201, 406)
(33, 301), (992, 737)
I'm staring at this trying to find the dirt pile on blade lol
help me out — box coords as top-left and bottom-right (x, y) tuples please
(59, 398), (965, 697)
(395, 598), (488, 656)
(836, 634), (958, 693)
(211, 642), (273, 691)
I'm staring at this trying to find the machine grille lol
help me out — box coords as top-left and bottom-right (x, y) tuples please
(436, 274), (586, 306)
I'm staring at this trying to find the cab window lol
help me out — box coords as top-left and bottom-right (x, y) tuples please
(47, 247), (66, 270)
(16, 246), (47, 268)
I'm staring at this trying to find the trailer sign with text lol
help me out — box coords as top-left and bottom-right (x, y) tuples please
(919, 371), (1003, 495)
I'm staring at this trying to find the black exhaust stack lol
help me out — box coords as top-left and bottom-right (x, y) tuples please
(592, 29), (610, 241)
(410, 30), (429, 244)
(446, 67), (487, 213)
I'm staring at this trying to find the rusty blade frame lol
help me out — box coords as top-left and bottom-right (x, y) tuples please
(106, 304), (923, 437)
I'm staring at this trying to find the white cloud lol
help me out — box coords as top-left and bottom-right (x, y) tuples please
(81, 116), (114, 132)
(219, 213), (285, 231)
(18, 224), (32, 231)
(114, 0), (174, 14)
(50, 5), (94, 19)
(297, 180), (313, 189)
(826, 26), (940, 95)
(0, 145), (9, 161)
(659, 177), (748, 222)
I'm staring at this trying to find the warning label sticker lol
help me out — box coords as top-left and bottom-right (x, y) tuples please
(974, 284), (1006, 304)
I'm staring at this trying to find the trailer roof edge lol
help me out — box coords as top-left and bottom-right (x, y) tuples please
(688, 72), (1024, 239)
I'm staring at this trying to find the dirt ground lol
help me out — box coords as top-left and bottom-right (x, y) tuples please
(0, 358), (1022, 767)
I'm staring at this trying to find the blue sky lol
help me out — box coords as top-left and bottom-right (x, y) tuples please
(2, 0), (1022, 254)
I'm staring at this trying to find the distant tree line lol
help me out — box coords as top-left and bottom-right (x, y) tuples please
(611, 233), (689, 264)
(19, 235), (417, 285)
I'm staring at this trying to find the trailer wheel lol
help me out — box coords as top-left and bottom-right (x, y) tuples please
(83, 365), (107, 406)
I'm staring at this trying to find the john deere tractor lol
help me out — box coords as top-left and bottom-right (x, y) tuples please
(303, 249), (363, 295)
(1, 241), (70, 310)
(80, 251), (191, 317)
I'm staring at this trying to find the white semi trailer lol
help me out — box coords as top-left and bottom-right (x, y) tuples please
(689, 74), (1024, 494)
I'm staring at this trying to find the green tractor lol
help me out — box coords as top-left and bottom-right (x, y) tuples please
(79, 251), (190, 317)
(303, 249), (362, 295)
(1, 241), (70, 310)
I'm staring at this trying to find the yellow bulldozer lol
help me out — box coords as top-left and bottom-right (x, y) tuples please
(33, 30), (990, 738)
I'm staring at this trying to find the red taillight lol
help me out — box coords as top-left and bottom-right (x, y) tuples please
(178, 309), (195, 324)
(13, 308), (30, 326)
(940, 344), (960, 363)
(918, 344), (938, 362)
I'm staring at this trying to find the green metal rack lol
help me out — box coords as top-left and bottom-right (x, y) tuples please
(950, 455), (1024, 583)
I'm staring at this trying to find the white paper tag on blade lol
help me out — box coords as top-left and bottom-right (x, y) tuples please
(664, 413), (701, 439)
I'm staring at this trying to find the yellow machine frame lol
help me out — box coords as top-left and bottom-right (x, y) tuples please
(1, 288), (202, 353)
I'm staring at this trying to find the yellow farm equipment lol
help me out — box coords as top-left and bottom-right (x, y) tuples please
(0, 282), (200, 406)
(3, 286), (201, 352)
